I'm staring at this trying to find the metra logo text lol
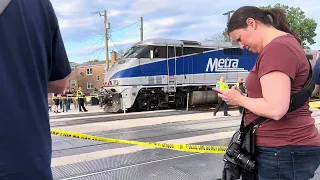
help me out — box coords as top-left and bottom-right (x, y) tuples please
(205, 58), (248, 72)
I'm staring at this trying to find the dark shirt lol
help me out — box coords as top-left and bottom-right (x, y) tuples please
(0, 0), (71, 177)
(312, 58), (320, 85)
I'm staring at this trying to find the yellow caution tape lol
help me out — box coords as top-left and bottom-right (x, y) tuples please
(50, 129), (228, 154)
(48, 95), (103, 100)
(309, 100), (320, 108)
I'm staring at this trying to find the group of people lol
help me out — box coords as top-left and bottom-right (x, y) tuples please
(1, 0), (320, 179)
(51, 87), (88, 113)
(51, 86), (107, 113)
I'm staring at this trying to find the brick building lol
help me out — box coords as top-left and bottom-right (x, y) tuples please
(68, 60), (106, 93)
(48, 51), (117, 101)
(67, 51), (117, 94)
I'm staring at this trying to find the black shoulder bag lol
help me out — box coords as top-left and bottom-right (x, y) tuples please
(221, 59), (315, 180)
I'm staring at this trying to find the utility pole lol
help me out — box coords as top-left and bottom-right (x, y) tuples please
(223, 10), (235, 42)
(140, 17), (143, 41)
(94, 10), (110, 71)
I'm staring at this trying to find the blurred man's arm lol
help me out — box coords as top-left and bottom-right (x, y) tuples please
(48, 78), (68, 93)
(47, 2), (71, 93)
(312, 85), (320, 97)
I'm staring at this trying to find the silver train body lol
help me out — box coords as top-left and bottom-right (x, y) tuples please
(102, 38), (317, 112)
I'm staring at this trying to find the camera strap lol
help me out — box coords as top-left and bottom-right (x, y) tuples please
(240, 55), (315, 134)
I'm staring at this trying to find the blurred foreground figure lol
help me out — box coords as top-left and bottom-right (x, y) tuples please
(0, 0), (71, 179)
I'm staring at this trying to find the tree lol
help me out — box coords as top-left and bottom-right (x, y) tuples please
(260, 3), (317, 48)
(85, 59), (99, 63)
(216, 4), (317, 48)
(222, 29), (228, 41)
(205, 33), (228, 42)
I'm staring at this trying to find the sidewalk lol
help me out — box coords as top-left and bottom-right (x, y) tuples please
(49, 105), (103, 116)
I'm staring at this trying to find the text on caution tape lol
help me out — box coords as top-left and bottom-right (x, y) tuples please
(50, 129), (228, 154)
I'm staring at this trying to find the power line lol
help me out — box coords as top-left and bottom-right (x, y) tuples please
(88, 46), (104, 56)
(111, 21), (139, 33)
(78, 33), (103, 41)
(109, 37), (120, 52)
(83, 35), (104, 52)
(93, 46), (105, 60)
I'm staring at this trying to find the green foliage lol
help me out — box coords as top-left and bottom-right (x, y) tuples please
(222, 29), (228, 41)
(260, 4), (317, 48)
(86, 59), (99, 63)
(217, 4), (317, 48)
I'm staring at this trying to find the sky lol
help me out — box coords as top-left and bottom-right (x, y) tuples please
(50, 0), (320, 64)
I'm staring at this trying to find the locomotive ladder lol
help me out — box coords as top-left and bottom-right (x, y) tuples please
(168, 76), (176, 103)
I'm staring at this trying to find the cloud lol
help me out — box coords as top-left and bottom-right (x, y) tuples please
(52, 0), (87, 17)
(59, 17), (96, 30)
(51, 0), (320, 62)
(67, 39), (138, 56)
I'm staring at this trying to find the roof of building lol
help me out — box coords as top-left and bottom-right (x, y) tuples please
(70, 60), (109, 67)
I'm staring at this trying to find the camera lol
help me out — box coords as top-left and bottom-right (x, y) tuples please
(233, 151), (256, 171)
(224, 132), (256, 172)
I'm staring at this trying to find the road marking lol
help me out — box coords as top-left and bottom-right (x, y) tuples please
(54, 111), (240, 133)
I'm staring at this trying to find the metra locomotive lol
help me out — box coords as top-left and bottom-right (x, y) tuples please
(102, 38), (317, 112)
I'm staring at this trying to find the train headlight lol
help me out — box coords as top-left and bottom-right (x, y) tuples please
(112, 80), (119, 85)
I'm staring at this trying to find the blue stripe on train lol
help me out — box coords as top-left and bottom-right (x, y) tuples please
(110, 49), (258, 80)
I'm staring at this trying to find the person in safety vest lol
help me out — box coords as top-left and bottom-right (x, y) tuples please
(235, 77), (247, 113)
(213, 76), (230, 116)
(77, 87), (88, 112)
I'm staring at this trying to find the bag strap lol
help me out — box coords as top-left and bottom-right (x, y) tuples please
(240, 54), (315, 133)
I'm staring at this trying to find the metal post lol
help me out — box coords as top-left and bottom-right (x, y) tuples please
(186, 92), (189, 111)
(104, 10), (109, 71)
(93, 10), (110, 71)
(140, 17), (143, 41)
(123, 99), (126, 114)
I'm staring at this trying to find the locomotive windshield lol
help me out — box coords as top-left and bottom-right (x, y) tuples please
(122, 46), (147, 58)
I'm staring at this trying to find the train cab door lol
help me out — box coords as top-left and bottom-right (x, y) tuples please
(167, 46), (177, 93)
(142, 46), (167, 86)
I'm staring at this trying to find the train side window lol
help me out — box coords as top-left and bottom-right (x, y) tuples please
(168, 46), (183, 57)
(224, 48), (242, 55)
(168, 46), (175, 58)
(176, 47), (182, 56)
(151, 46), (167, 58)
(183, 47), (203, 55)
(142, 50), (150, 58)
